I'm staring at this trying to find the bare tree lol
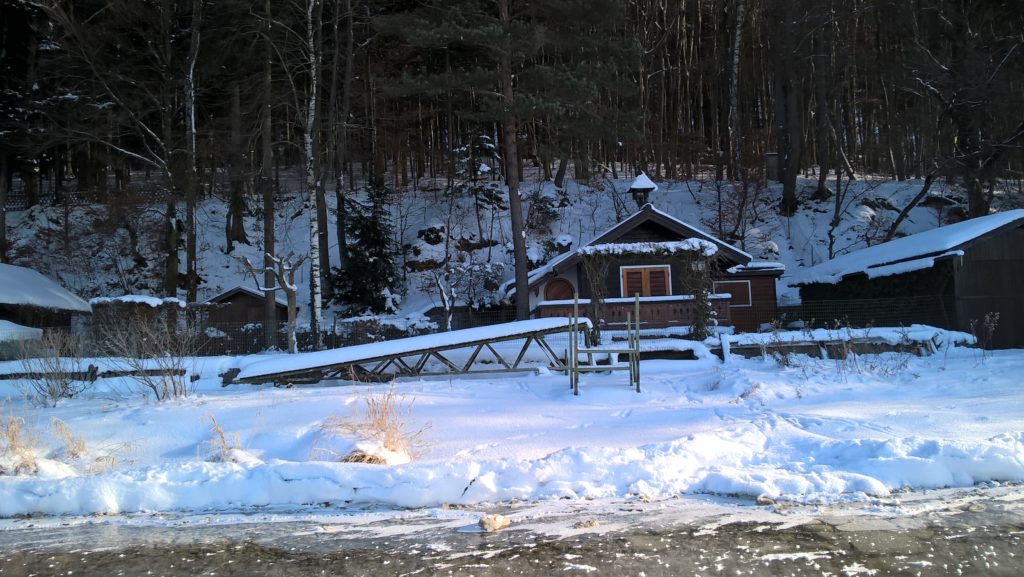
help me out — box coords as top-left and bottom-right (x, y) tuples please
(245, 252), (308, 354)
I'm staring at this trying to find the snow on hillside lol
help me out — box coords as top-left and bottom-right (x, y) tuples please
(0, 344), (1021, 517)
(3, 172), (1015, 317)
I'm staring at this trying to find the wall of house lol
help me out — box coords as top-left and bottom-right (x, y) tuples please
(574, 256), (706, 300)
(0, 304), (74, 328)
(797, 263), (958, 330)
(718, 274), (780, 332)
(953, 225), (1024, 348)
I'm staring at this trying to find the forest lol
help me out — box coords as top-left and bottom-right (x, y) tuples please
(1, 0), (1022, 333)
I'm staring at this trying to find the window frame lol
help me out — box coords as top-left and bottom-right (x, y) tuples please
(713, 279), (752, 308)
(619, 264), (672, 298)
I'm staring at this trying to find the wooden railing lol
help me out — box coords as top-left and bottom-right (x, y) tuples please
(535, 294), (732, 329)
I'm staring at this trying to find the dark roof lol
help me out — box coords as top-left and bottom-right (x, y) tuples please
(207, 285), (290, 308)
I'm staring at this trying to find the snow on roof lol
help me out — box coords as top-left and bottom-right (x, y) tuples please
(0, 263), (91, 313)
(728, 261), (786, 274)
(0, 320), (44, 342)
(788, 210), (1024, 286)
(90, 295), (187, 308)
(630, 172), (658, 191)
(579, 238), (718, 258)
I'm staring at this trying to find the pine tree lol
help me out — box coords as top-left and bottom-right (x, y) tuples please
(332, 184), (398, 315)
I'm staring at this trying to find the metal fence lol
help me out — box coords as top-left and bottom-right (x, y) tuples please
(751, 295), (957, 332)
(1, 295), (969, 362)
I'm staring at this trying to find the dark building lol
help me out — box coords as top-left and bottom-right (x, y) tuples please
(206, 286), (292, 326)
(788, 210), (1024, 348)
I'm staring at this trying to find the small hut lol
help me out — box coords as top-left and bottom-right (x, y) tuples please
(788, 209), (1024, 348)
(0, 263), (92, 329)
(517, 204), (784, 333)
(205, 286), (291, 326)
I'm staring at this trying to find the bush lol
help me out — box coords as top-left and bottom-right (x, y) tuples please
(18, 329), (89, 407)
(100, 313), (199, 401)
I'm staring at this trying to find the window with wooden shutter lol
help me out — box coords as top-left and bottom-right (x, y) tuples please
(619, 266), (671, 297)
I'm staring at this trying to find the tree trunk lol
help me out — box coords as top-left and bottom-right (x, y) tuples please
(164, 198), (179, 296)
(226, 84), (248, 252)
(262, 0), (277, 348)
(772, 1), (800, 216)
(554, 157), (568, 189)
(183, 0), (202, 303)
(305, 0), (323, 350)
(0, 153), (8, 263)
(335, 0), (354, 273)
(499, 0), (529, 321)
(727, 0), (747, 180)
(812, 25), (832, 201)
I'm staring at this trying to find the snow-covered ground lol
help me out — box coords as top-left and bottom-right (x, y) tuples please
(1, 342), (1022, 519)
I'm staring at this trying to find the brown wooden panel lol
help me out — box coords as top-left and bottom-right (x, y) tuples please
(648, 269), (668, 296)
(623, 270), (644, 297)
(544, 279), (575, 301)
(714, 280), (751, 306)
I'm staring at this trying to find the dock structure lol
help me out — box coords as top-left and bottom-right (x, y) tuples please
(567, 295), (641, 395)
(224, 318), (589, 385)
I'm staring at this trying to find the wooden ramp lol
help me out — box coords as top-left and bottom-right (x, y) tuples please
(224, 318), (587, 385)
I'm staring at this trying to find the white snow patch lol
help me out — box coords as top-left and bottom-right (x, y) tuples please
(0, 263), (91, 313)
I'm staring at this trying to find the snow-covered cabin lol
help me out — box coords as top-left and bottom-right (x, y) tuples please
(206, 285), (292, 326)
(0, 263), (91, 330)
(519, 204), (784, 333)
(788, 209), (1024, 348)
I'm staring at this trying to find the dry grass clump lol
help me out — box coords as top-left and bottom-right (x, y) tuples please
(322, 382), (431, 463)
(200, 415), (241, 462)
(0, 414), (40, 475)
(51, 417), (87, 459)
(340, 450), (388, 464)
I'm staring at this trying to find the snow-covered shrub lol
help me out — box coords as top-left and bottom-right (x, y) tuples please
(525, 186), (560, 235)
(17, 329), (89, 407)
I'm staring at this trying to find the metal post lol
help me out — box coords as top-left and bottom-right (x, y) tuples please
(634, 294), (641, 392)
(572, 294), (580, 395)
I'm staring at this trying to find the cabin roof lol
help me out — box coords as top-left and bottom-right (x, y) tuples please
(788, 209), (1024, 286)
(0, 263), (91, 313)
